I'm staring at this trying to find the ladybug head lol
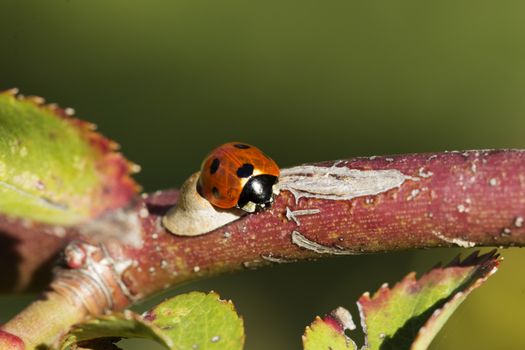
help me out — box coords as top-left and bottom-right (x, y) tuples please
(237, 175), (279, 212)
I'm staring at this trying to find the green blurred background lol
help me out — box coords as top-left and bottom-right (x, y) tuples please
(1, 0), (525, 348)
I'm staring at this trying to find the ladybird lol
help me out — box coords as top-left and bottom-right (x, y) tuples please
(197, 142), (280, 212)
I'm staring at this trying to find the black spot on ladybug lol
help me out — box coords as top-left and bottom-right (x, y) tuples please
(210, 158), (220, 175)
(234, 143), (251, 149)
(236, 163), (254, 178)
(212, 187), (220, 198)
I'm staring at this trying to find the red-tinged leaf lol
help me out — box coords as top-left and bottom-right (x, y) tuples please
(0, 330), (25, 350)
(0, 89), (139, 225)
(358, 250), (499, 350)
(303, 250), (499, 350)
(303, 307), (357, 350)
(409, 252), (500, 350)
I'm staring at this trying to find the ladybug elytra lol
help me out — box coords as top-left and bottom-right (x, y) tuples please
(197, 142), (280, 212)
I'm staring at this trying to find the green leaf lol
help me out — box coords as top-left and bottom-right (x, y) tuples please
(61, 291), (244, 350)
(302, 250), (499, 350)
(60, 311), (172, 350)
(409, 251), (499, 350)
(144, 291), (244, 350)
(0, 89), (138, 225)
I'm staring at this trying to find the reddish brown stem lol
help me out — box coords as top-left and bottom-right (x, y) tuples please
(120, 149), (525, 298)
(2, 149), (525, 348)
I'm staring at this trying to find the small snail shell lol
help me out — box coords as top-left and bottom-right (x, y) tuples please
(162, 172), (244, 236)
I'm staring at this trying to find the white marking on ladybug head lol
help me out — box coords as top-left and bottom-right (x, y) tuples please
(272, 184), (280, 196)
(241, 201), (257, 213)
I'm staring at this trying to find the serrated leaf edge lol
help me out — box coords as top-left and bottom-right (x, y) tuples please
(60, 311), (174, 350)
(410, 261), (499, 350)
